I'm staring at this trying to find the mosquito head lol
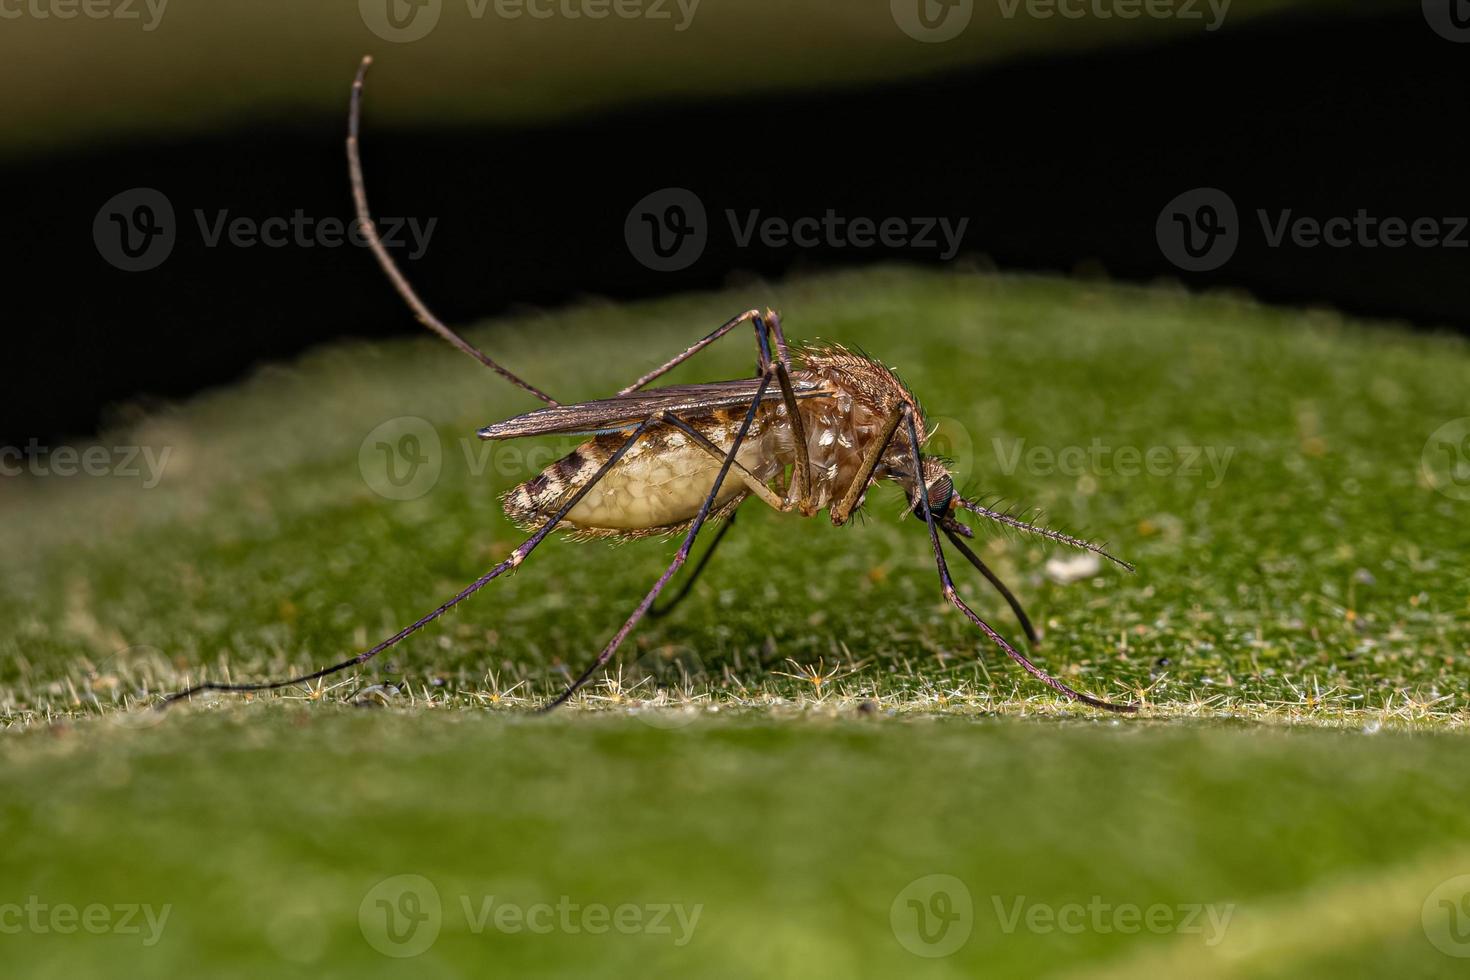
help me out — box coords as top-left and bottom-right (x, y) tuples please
(899, 456), (974, 537)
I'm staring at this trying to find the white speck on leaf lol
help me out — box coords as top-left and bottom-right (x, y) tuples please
(1045, 551), (1101, 585)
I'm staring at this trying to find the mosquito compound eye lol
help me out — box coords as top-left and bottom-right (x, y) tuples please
(912, 472), (953, 518)
(928, 475), (954, 517)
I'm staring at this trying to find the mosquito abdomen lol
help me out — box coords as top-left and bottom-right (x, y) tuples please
(502, 410), (784, 538)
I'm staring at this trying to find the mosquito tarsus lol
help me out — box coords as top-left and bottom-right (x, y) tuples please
(161, 55), (1139, 714)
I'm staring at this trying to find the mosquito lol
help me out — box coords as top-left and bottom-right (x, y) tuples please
(163, 56), (1138, 714)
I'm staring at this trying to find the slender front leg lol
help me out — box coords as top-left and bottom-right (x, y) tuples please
(830, 404), (905, 526)
(939, 526), (1040, 647)
(903, 408), (1137, 714)
(542, 373), (774, 711)
(773, 359), (814, 514)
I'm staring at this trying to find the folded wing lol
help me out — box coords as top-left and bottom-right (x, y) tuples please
(477, 378), (829, 440)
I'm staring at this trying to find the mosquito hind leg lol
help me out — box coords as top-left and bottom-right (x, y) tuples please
(619, 307), (792, 395)
(161, 414), (668, 706)
(649, 507), (740, 619)
(348, 56), (558, 406)
(763, 310), (793, 369)
(542, 373), (774, 710)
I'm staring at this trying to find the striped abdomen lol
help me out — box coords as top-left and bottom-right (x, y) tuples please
(501, 406), (786, 539)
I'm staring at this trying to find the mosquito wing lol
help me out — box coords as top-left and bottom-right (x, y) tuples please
(477, 378), (830, 440)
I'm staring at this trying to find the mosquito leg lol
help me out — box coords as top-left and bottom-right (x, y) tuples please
(161, 414), (669, 706)
(542, 373), (774, 711)
(829, 404), (905, 526)
(649, 507), (740, 619)
(763, 309), (793, 371)
(755, 308), (812, 512)
(823, 400), (1038, 642)
(940, 526), (1040, 647)
(618, 309), (774, 395)
(660, 413), (786, 511)
(348, 57), (558, 405)
(903, 408), (1137, 714)
(772, 358), (814, 514)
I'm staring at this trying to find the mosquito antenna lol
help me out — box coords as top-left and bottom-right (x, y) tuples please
(347, 55), (559, 406)
(953, 495), (1134, 572)
(907, 418), (1138, 713)
(940, 524), (1040, 647)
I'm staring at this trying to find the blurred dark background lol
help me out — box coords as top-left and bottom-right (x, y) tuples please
(3, 4), (1465, 449)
